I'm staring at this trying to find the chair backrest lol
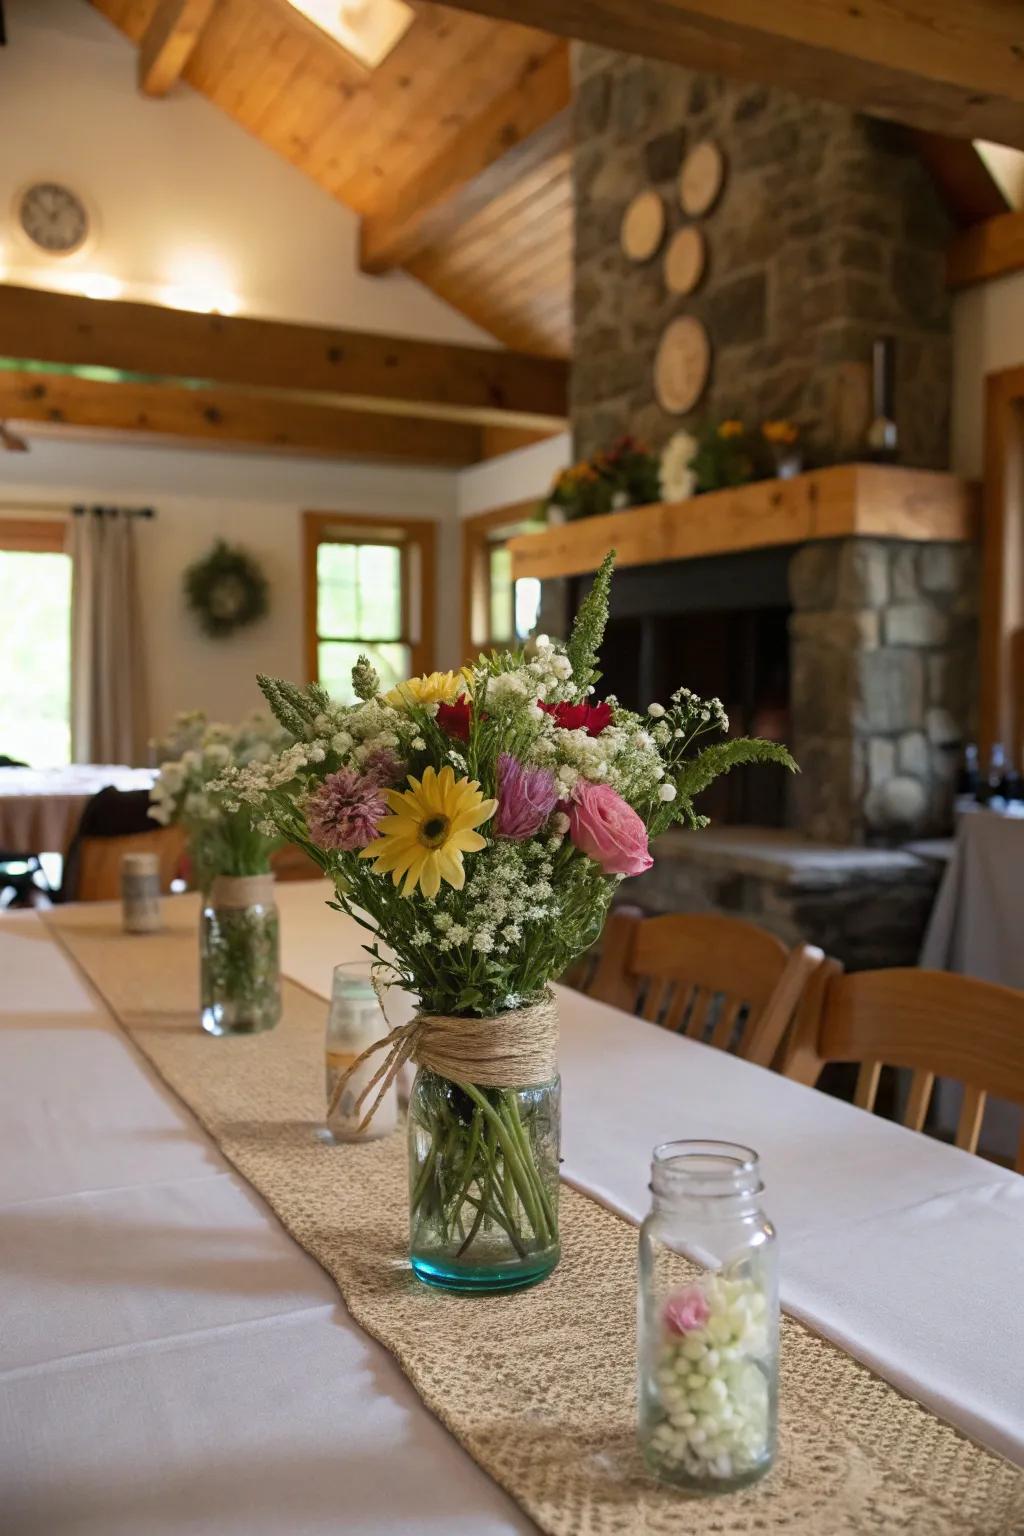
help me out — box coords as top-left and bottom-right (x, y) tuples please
(784, 962), (1024, 1171)
(63, 786), (184, 902)
(587, 905), (824, 1068)
(74, 825), (185, 902)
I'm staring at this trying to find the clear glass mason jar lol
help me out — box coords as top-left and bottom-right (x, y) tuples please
(200, 873), (281, 1037)
(638, 1141), (778, 1494)
(325, 962), (397, 1141)
(407, 1066), (561, 1294)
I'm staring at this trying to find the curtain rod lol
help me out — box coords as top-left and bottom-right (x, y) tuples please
(72, 505), (157, 519)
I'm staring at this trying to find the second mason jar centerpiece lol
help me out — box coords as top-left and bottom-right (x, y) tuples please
(638, 1140), (779, 1494)
(149, 709), (288, 1036)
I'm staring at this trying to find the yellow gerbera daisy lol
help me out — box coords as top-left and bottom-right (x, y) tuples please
(384, 671), (469, 709)
(360, 765), (497, 899)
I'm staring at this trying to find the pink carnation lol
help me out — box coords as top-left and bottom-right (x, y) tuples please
(568, 779), (652, 876)
(306, 768), (388, 852)
(494, 753), (559, 840)
(663, 1286), (711, 1336)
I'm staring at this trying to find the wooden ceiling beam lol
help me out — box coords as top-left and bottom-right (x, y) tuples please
(435, 0), (1024, 148)
(360, 43), (571, 274)
(0, 285), (568, 430)
(0, 368), (485, 465)
(908, 131), (1012, 228)
(947, 209), (1024, 288)
(138, 0), (218, 97)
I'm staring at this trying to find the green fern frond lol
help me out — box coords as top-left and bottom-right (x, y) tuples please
(677, 738), (797, 803)
(566, 549), (615, 698)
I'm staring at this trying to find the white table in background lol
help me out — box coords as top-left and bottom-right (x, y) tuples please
(0, 764), (156, 858)
(2, 883), (1022, 1536)
(921, 806), (1024, 987)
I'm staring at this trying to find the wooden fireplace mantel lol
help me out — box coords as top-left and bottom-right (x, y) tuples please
(507, 463), (979, 582)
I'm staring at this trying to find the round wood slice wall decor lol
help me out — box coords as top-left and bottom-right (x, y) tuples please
(654, 315), (711, 415)
(620, 189), (665, 262)
(664, 225), (706, 295)
(680, 140), (725, 216)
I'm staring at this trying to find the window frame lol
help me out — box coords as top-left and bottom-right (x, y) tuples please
(461, 500), (545, 661)
(303, 510), (436, 692)
(0, 517), (68, 554)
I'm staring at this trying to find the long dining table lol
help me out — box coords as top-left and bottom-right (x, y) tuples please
(2, 881), (1022, 1535)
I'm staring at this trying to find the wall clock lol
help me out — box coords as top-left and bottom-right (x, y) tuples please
(15, 182), (90, 256)
(620, 189), (665, 262)
(679, 141), (725, 217)
(654, 315), (711, 415)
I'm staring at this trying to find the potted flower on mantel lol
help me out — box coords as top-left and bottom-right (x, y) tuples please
(217, 555), (794, 1295)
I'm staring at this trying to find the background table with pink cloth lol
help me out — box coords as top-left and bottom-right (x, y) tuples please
(1, 882), (1022, 1536)
(0, 764), (156, 855)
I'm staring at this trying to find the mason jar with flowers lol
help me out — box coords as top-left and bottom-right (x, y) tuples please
(217, 554), (794, 1292)
(149, 712), (289, 1036)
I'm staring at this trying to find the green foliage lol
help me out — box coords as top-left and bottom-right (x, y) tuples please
(566, 550), (615, 700)
(661, 738), (797, 836)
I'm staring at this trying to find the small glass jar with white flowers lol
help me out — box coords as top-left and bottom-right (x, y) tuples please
(638, 1141), (779, 1494)
(149, 712), (288, 1036)
(216, 555), (793, 1291)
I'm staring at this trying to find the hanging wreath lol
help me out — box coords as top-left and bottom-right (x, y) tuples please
(184, 540), (269, 638)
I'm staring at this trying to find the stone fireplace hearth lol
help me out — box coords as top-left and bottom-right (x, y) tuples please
(528, 47), (981, 967)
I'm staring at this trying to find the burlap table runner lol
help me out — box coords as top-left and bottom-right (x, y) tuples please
(43, 903), (1024, 1535)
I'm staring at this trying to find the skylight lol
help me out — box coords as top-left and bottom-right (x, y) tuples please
(287, 0), (414, 70)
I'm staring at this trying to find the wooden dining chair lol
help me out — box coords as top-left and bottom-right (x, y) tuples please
(75, 826), (185, 902)
(584, 905), (825, 1068)
(783, 962), (1024, 1171)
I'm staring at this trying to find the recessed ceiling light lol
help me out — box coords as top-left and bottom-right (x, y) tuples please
(287, 0), (414, 70)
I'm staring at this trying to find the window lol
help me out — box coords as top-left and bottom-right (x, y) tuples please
(462, 504), (544, 660)
(305, 512), (435, 703)
(0, 520), (72, 766)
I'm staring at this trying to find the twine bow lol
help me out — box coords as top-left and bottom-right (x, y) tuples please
(327, 992), (559, 1132)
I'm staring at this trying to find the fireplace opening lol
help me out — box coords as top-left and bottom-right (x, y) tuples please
(570, 548), (792, 827)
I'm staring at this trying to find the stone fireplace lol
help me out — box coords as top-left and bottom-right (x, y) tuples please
(534, 47), (982, 965)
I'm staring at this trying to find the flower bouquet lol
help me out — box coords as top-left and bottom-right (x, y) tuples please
(150, 711), (289, 1036)
(544, 436), (662, 522)
(219, 555), (794, 1291)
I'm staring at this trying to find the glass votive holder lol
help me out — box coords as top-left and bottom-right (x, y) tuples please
(325, 961), (397, 1141)
(637, 1140), (779, 1494)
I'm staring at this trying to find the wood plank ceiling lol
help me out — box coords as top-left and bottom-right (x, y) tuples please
(89, 0), (571, 359)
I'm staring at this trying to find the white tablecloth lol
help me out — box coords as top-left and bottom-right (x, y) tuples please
(921, 807), (1024, 987)
(2, 884), (1023, 1536)
(0, 764), (156, 857)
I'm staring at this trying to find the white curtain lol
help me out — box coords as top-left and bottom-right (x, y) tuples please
(70, 508), (149, 765)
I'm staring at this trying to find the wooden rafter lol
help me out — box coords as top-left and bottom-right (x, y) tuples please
(360, 43), (570, 274)
(138, 0), (217, 96)
(0, 368), (484, 465)
(908, 131), (1011, 228)
(0, 285), (568, 430)
(436, 0), (1024, 148)
(947, 209), (1024, 288)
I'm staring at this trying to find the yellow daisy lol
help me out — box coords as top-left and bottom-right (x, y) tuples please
(360, 765), (497, 899)
(385, 670), (469, 709)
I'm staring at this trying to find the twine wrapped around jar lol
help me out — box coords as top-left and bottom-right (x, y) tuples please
(328, 991), (559, 1132)
(208, 873), (276, 909)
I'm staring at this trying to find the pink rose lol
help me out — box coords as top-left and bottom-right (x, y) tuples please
(663, 1286), (711, 1336)
(568, 780), (652, 876)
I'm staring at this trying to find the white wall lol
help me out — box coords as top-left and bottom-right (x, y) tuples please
(1, 438), (460, 741)
(951, 273), (1024, 478)
(0, 0), (491, 344)
(457, 433), (570, 518)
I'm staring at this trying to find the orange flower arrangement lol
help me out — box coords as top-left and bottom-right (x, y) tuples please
(761, 419), (800, 446)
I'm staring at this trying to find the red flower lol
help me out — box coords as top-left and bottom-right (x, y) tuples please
(436, 695), (473, 741)
(540, 699), (613, 737)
